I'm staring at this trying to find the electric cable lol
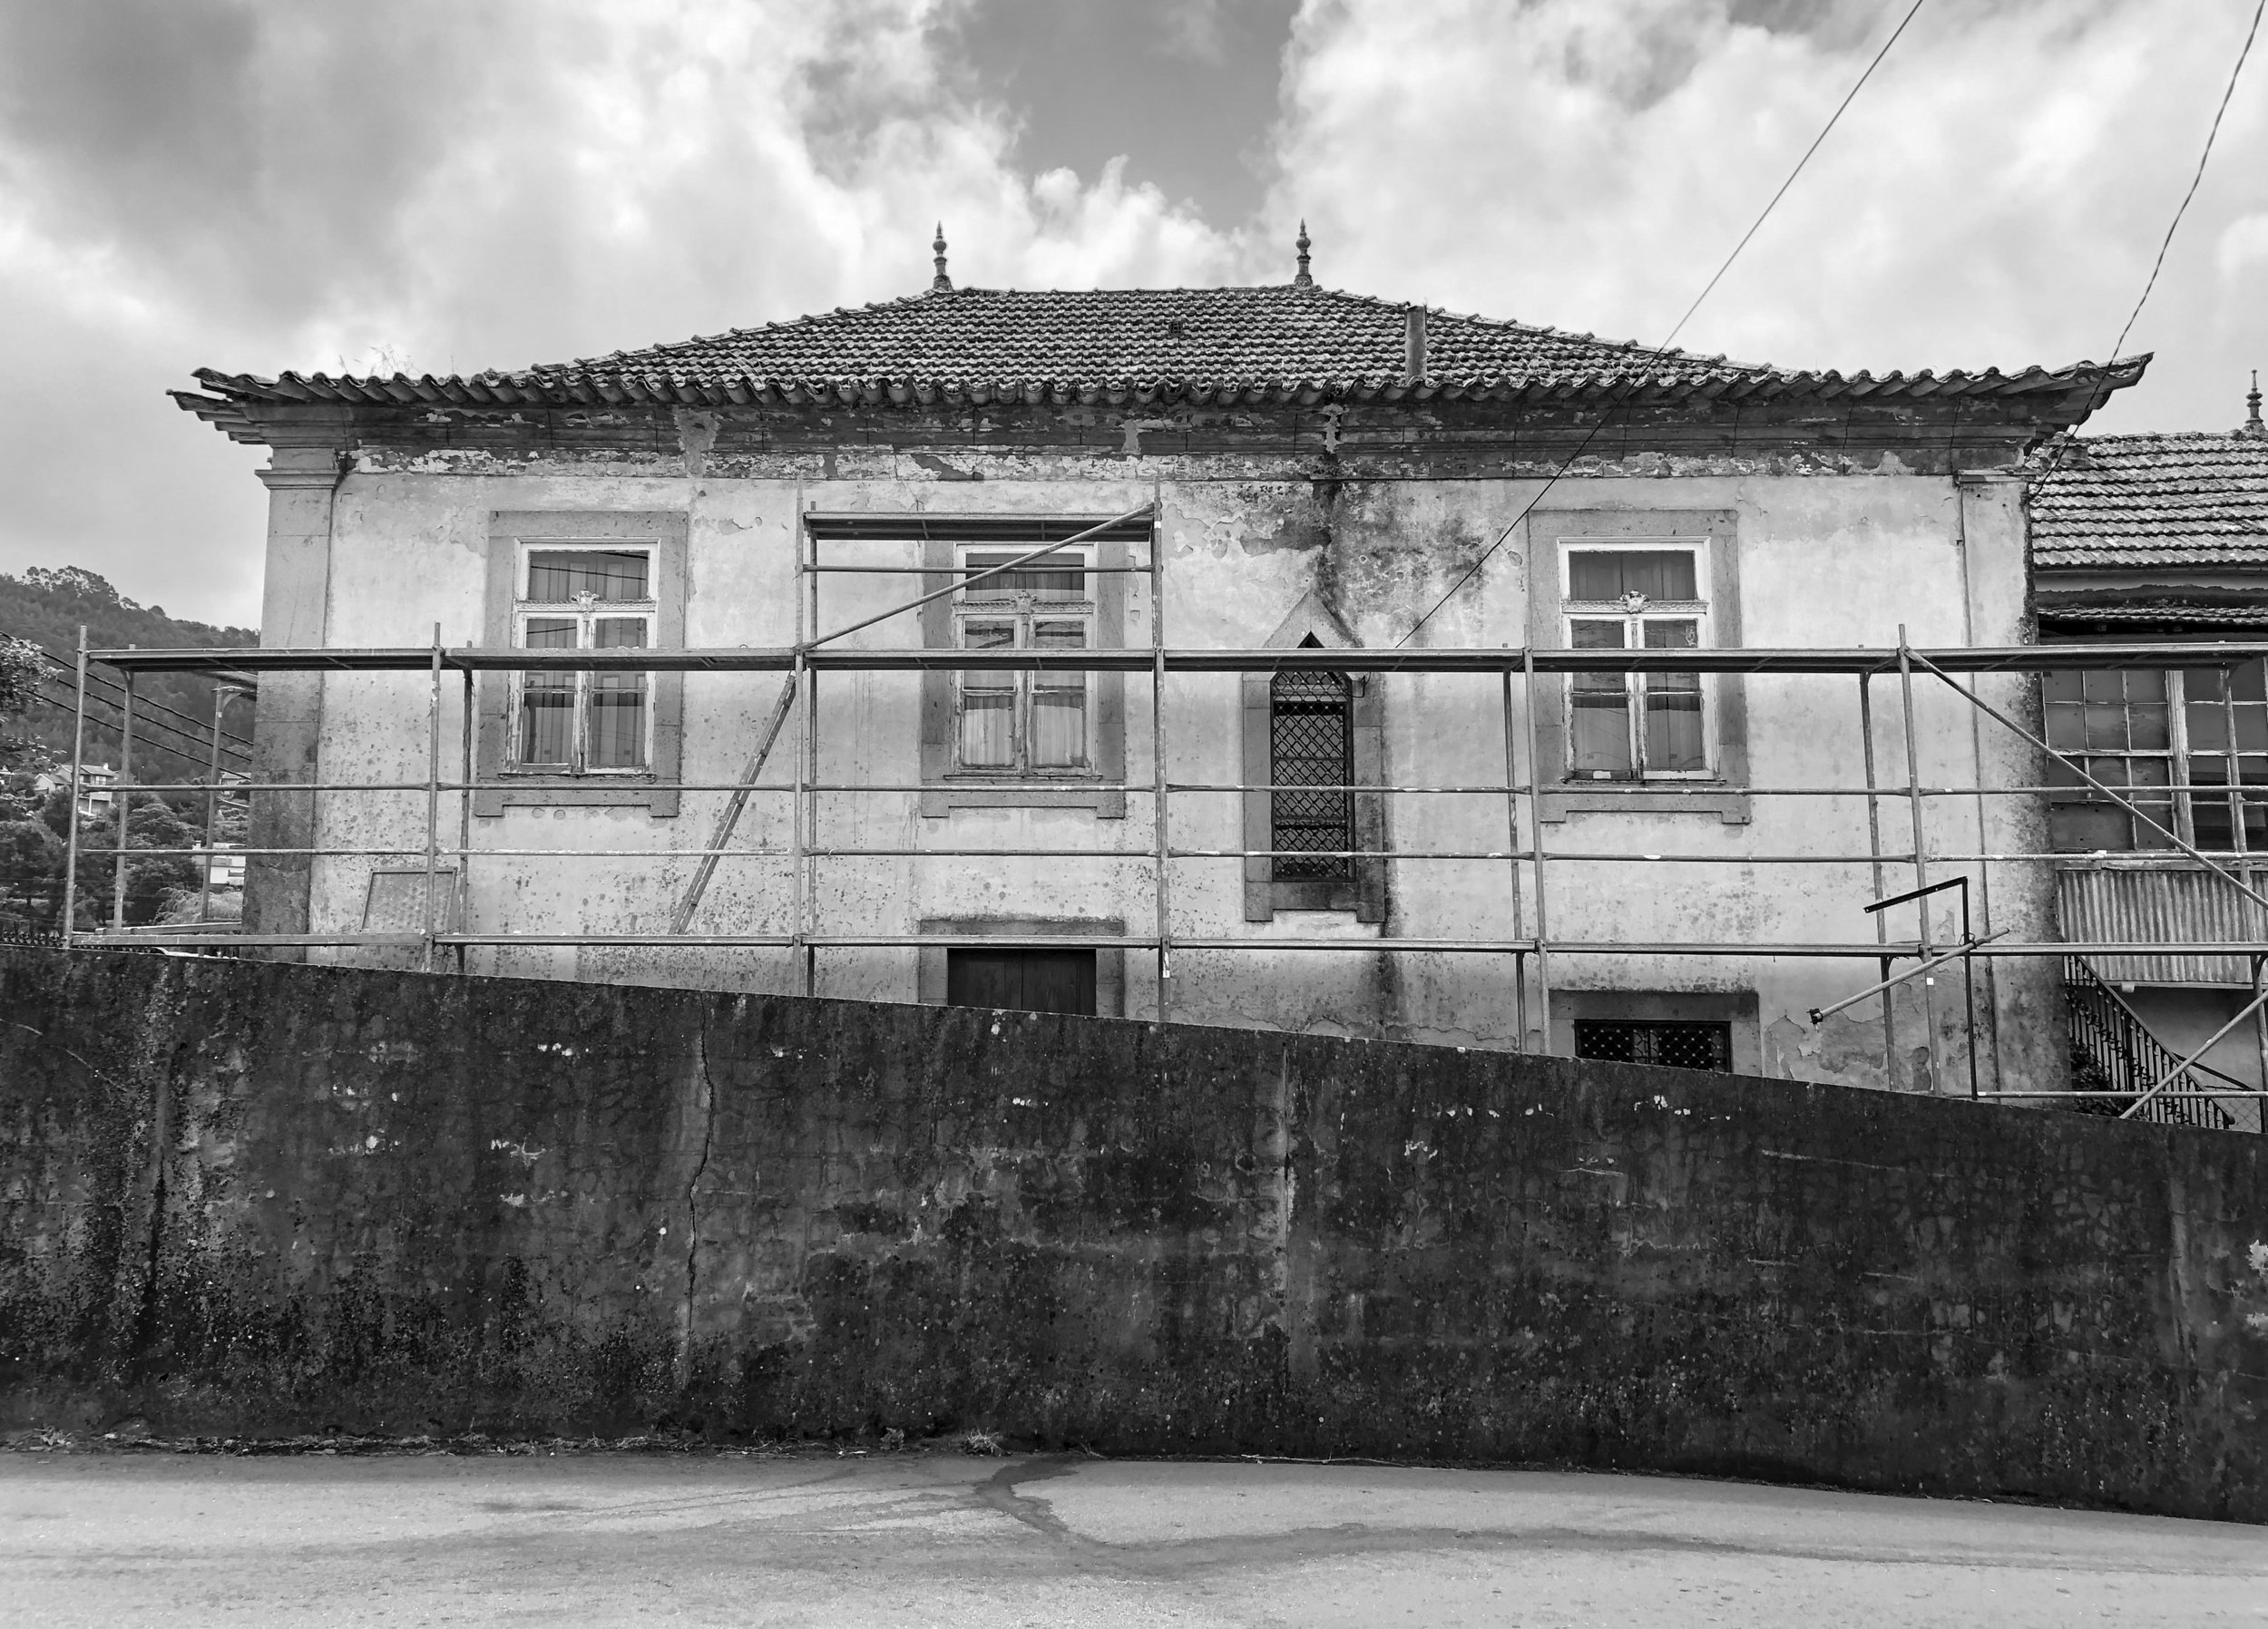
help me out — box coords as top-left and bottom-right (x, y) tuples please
(1393, 0), (1929, 649)
(2040, 0), (2264, 466)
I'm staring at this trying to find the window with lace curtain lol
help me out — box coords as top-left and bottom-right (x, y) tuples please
(953, 546), (1093, 774)
(512, 543), (655, 773)
(1560, 541), (1712, 781)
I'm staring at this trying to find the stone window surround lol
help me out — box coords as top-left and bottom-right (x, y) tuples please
(1527, 508), (1749, 824)
(1241, 591), (1388, 922)
(915, 916), (1127, 1017)
(476, 510), (687, 817)
(1549, 988), (1763, 1077)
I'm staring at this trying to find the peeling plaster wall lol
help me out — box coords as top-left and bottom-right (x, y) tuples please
(283, 449), (2053, 1094)
(4, 949), (2266, 1520)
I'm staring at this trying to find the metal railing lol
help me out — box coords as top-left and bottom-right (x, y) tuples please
(44, 513), (2268, 1127)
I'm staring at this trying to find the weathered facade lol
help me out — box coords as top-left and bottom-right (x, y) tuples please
(2030, 395), (2268, 1106)
(167, 250), (2147, 1097)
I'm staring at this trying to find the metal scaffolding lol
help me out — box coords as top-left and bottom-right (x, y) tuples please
(49, 520), (2268, 1128)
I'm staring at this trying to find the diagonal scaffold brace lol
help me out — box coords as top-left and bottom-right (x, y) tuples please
(670, 674), (799, 935)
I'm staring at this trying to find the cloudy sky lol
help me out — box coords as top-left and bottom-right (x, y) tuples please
(2, 0), (2263, 629)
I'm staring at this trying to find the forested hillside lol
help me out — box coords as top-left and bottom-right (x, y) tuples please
(0, 567), (256, 780)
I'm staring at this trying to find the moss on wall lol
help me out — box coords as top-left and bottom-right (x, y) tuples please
(3, 948), (2264, 1520)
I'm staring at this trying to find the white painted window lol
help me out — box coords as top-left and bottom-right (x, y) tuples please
(511, 542), (657, 773)
(952, 546), (1093, 774)
(1559, 540), (1713, 782)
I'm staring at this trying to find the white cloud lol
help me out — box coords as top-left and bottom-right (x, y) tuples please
(1, 0), (2263, 626)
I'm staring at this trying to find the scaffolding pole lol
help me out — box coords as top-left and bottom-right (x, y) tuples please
(1149, 486), (1171, 1019)
(422, 626), (443, 973)
(59, 625), (87, 948)
(110, 668), (133, 933)
(1859, 672), (1898, 1079)
(1521, 647), (1551, 1050)
(1896, 630), (1946, 1093)
(1501, 669), (1528, 1049)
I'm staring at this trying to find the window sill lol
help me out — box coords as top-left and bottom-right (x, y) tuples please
(921, 777), (1125, 819)
(474, 776), (679, 818)
(1541, 783), (1749, 824)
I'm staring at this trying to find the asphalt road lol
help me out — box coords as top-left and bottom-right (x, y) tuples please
(5, 1451), (2265, 1626)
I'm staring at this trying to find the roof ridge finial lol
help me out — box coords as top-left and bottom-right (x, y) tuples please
(932, 223), (952, 294)
(1294, 219), (1312, 288)
(2245, 369), (2264, 438)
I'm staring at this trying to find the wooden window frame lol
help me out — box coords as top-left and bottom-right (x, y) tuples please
(1527, 509), (1749, 825)
(508, 541), (660, 776)
(2045, 658), (2268, 856)
(476, 511), (686, 817)
(948, 544), (1100, 777)
(1559, 539), (1716, 784)
(914, 521), (1130, 819)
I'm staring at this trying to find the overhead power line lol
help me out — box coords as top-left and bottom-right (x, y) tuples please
(2091, 0), (2263, 422)
(1393, 0), (1929, 649)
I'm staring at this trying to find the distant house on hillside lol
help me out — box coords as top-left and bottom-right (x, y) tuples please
(158, 230), (2152, 1104)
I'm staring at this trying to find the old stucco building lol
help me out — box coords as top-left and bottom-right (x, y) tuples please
(171, 242), (2146, 1097)
(2029, 396), (2268, 1105)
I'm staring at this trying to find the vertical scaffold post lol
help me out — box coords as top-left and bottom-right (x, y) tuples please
(1859, 671), (1898, 1078)
(421, 624), (443, 973)
(2254, 952), (2268, 1136)
(793, 502), (813, 996)
(111, 666), (134, 932)
(1896, 628), (1946, 1093)
(1150, 491), (1172, 1020)
(1520, 647), (1552, 1051)
(1500, 668), (1529, 1048)
(458, 663), (474, 975)
(197, 682), (229, 925)
(60, 625), (87, 948)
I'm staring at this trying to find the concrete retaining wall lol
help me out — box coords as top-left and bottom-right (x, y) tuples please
(3, 948), (2265, 1520)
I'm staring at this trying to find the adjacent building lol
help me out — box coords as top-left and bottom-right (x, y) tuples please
(2030, 386), (2268, 1108)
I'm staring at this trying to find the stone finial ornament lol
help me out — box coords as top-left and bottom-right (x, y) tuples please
(1294, 220), (1312, 288)
(2244, 370), (2264, 439)
(932, 224), (952, 293)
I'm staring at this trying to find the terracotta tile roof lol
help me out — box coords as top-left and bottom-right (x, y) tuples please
(174, 284), (2146, 431)
(2029, 432), (2268, 569)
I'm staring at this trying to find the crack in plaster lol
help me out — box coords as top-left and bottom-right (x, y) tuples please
(679, 1010), (718, 1387)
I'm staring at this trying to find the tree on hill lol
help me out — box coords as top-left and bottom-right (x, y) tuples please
(0, 566), (256, 782)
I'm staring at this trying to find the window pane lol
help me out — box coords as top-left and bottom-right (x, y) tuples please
(1640, 621), (1704, 771)
(516, 617), (577, 765)
(1568, 550), (1696, 602)
(1031, 620), (1088, 768)
(1031, 688), (1087, 767)
(589, 675), (648, 769)
(592, 617), (647, 650)
(1569, 619), (1632, 780)
(959, 691), (1014, 766)
(2051, 801), (2134, 853)
(963, 551), (1084, 600)
(957, 621), (1018, 767)
(2043, 668), (2087, 751)
(2239, 660), (2267, 704)
(2127, 756), (2175, 850)
(527, 549), (649, 602)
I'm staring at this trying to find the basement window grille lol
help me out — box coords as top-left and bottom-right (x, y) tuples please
(1573, 1019), (1733, 1072)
